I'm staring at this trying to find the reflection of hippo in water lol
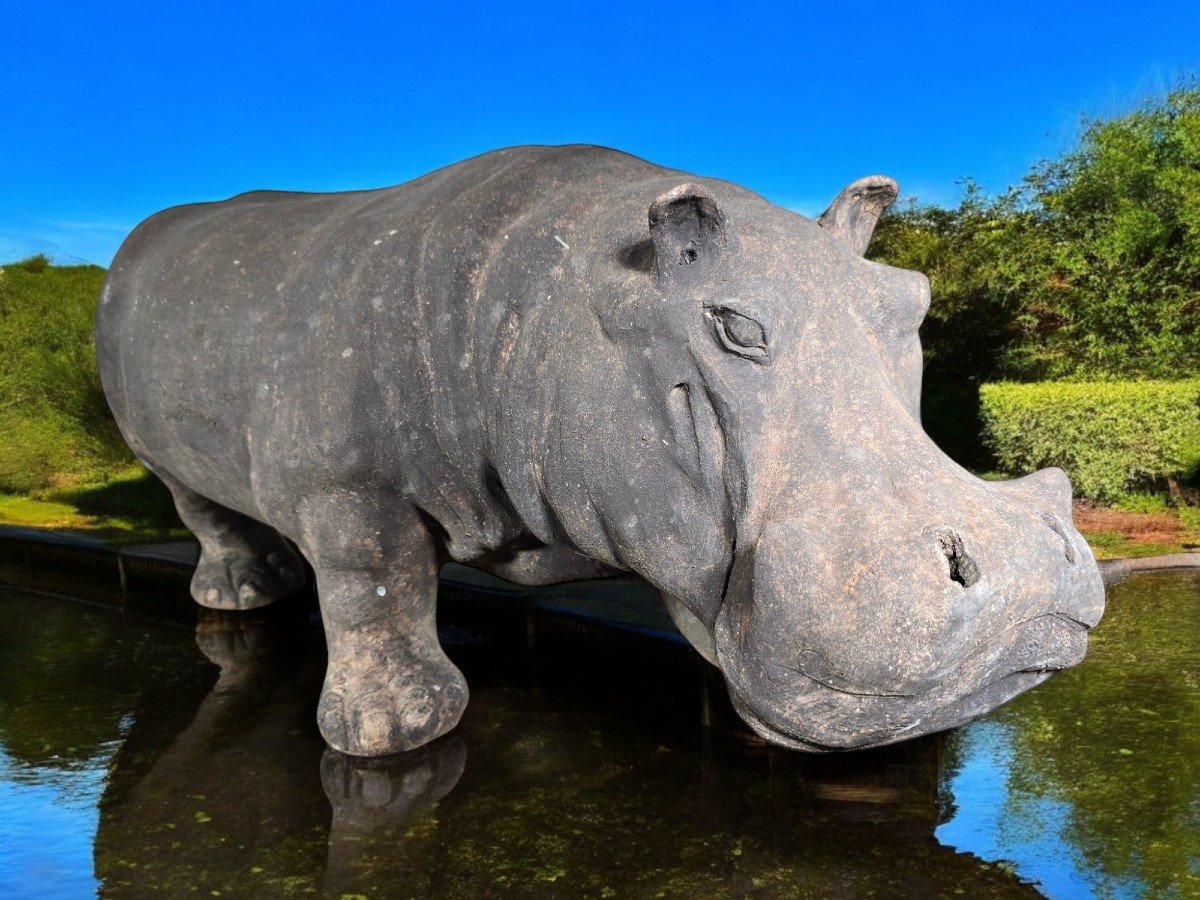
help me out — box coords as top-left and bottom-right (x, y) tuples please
(96, 145), (1105, 757)
(89, 611), (1041, 898)
(95, 611), (466, 896)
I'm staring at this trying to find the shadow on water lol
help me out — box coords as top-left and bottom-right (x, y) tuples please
(1, 571), (1197, 897)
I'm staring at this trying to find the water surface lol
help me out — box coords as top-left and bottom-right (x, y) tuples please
(0, 571), (1196, 898)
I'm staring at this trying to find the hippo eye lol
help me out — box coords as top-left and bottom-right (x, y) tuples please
(709, 307), (769, 361)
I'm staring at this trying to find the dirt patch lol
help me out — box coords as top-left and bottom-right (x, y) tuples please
(1075, 502), (1185, 545)
(1074, 500), (1200, 559)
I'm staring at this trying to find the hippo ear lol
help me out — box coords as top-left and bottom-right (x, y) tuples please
(817, 175), (899, 256)
(648, 183), (728, 285)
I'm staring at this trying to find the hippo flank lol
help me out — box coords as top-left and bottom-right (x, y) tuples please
(96, 145), (1106, 756)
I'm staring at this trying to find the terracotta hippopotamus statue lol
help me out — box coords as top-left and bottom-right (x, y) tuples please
(96, 145), (1105, 756)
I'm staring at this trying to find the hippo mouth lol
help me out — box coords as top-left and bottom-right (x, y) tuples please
(721, 612), (1090, 752)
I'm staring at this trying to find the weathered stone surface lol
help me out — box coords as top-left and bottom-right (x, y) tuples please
(95, 145), (1106, 756)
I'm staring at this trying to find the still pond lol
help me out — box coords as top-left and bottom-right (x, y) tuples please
(0, 571), (1197, 898)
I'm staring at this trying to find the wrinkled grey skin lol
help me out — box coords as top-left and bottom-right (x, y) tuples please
(96, 145), (1105, 756)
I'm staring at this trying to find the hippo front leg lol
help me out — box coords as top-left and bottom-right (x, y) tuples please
(295, 492), (468, 757)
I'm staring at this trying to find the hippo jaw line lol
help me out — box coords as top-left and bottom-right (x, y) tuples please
(716, 611), (1090, 751)
(726, 669), (1058, 752)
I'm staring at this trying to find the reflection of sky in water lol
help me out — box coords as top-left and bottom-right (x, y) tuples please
(0, 743), (118, 898)
(938, 720), (1144, 899)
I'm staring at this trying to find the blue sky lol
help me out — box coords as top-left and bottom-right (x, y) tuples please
(1, 1), (1197, 265)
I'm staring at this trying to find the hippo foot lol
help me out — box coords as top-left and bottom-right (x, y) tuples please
(317, 650), (469, 757)
(191, 548), (305, 611)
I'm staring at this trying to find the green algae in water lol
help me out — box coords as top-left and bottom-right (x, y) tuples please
(0, 572), (1197, 898)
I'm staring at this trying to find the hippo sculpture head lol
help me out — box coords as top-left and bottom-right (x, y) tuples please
(516, 165), (1106, 752)
(99, 145), (1105, 756)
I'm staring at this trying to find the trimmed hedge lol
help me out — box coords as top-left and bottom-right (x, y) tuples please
(979, 380), (1200, 502)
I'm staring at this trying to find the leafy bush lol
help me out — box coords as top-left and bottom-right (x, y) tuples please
(0, 257), (134, 492)
(979, 380), (1200, 502)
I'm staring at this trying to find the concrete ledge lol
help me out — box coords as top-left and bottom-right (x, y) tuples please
(0, 527), (690, 656)
(1099, 552), (1200, 584)
(0, 526), (123, 607)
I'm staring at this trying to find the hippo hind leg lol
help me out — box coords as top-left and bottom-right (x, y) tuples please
(158, 472), (306, 611)
(295, 491), (467, 757)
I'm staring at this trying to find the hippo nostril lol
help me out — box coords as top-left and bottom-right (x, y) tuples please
(936, 529), (980, 588)
(1040, 513), (1077, 565)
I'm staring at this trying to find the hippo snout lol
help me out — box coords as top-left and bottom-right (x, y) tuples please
(712, 468), (1105, 751)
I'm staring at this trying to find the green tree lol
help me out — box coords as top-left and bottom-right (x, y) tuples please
(1016, 85), (1200, 378)
(870, 82), (1200, 385)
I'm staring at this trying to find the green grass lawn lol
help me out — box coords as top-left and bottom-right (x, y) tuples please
(1082, 533), (1195, 561)
(0, 464), (188, 545)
